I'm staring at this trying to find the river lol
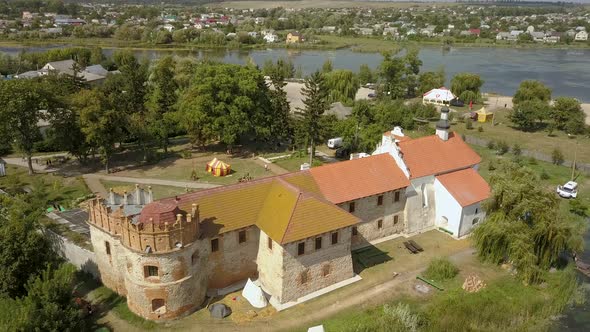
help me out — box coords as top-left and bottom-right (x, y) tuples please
(1, 45), (590, 102)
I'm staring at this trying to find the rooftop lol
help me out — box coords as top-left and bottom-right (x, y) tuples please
(436, 168), (490, 207)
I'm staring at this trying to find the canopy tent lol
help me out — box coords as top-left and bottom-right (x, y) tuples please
(206, 158), (231, 177)
(242, 279), (268, 308)
(422, 87), (456, 106)
(476, 107), (494, 123)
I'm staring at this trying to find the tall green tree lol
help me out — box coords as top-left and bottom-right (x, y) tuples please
(299, 71), (329, 164)
(550, 97), (586, 134)
(73, 89), (124, 173)
(512, 80), (551, 105)
(145, 56), (178, 153)
(268, 71), (293, 147)
(358, 64), (374, 85)
(324, 69), (360, 104)
(450, 73), (484, 103)
(473, 162), (585, 284)
(418, 69), (445, 95)
(0, 79), (52, 174)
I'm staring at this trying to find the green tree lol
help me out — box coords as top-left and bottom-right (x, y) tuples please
(0, 194), (57, 298)
(358, 64), (374, 85)
(509, 100), (550, 131)
(145, 56), (178, 153)
(450, 73), (483, 103)
(550, 97), (586, 134)
(73, 89), (124, 173)
(418, 69), (445, 95)
(324, 69), (360, 104)
(0, 79), (52, 174)
(322, 58), (333, 73)
(267, 71), (293, 147)
(299, 71), (329, 164)
(512, 80), (551, 105)
(473, 162), (584, 284)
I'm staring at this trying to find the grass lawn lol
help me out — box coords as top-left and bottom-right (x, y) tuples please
(451, 107), (590, 164)
(0, 165), (91, 208)
(274, 154), (323, 172)
(114, 155), (276, 185)
(100, 180), (196, 200)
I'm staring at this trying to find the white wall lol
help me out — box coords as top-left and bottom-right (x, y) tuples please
(404, 176), (436, 234)
(433, 178), (463, 237)
(458, 202), (486, 238)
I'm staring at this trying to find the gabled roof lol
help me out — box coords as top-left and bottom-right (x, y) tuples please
(436, 168), (490, 207)
(139, 171), (359, 244)
(309, 154), (410, 204)
(398, 132), (481, 179)
(422, 87), (456, 101)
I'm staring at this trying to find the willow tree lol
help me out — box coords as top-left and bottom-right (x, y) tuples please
(324, 69), (360, 105)
(473, 162), (585, 284)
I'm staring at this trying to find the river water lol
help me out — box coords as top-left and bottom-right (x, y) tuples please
(2, 45), (590, 102)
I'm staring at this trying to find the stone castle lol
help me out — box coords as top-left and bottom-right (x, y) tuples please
(87, 110), (491, 320)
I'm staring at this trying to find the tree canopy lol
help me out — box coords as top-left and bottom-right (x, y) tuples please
(450, 73), (483, 103)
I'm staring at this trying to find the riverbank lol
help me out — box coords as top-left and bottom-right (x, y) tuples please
(1, 34), (589, 55)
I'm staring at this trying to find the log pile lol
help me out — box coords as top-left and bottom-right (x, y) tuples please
(462, 275), (486, 293)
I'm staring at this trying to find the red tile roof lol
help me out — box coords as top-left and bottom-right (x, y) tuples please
(398, 132), (481, 179)
(309, 154), (410, 204)
(436, 168), (490, 207)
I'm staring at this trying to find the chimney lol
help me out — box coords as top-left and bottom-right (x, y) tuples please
(135, 184), (141, 205)
(147, 186), (153, 203)
(109, 188), (115, 205)
(436, 107), (451, 141)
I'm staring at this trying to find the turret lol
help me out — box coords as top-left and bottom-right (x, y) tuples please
(436, 107), (451, 141)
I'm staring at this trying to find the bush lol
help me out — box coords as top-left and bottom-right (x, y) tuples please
(512, 143), (522, 156)
(180, 150), (192, 159)
(569, 200), (588, 217)
(465, 118), (473, 130)
(551, 148), (564, 165)
(486, 140), (496, 150)
(497, 141), (509, 155)
(540, 169), (550, 180)
(477, 126), (484, 132)
(528, 156), (537, 165)
(488, 161), (496, 171)
(424, 258), (459, 282)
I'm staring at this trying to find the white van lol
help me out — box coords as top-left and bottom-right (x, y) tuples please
(327, 137), (343, 149)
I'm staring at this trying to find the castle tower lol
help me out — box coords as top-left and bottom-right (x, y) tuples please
(436, 107), (451, 141)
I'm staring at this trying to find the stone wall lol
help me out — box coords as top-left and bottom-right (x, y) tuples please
(339, 189), (407, 247)
(256, 231), (284, 302)
(404, 176), (437, 234)
(280, 227), (354, 303)
(205, 226), (260, 290)
(47, 229), (99, 279)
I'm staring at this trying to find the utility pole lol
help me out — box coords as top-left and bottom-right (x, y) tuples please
(571, 140), (578, 181)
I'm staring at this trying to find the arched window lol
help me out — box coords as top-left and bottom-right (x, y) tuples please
(152, 299), (165, 312)
(472, 218), (480, 225)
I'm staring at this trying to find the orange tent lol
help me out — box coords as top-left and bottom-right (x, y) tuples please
(206, 158), (231, 177)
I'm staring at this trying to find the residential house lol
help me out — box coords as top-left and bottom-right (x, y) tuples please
(575, 30), (588, 41)
(286, 31), (303, 44)
(530, 31), (545, 42)
(263, 33), (278, 43)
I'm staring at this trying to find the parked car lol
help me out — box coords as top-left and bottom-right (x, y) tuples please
(368, 93), (376, 99)
(450, 98), (464, 107)
(327, 137), (343, 149)
(335, 146), (351, 159)
(556, 181), (578, 198)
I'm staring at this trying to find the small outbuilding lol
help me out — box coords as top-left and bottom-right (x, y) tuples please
(206, 158), (231, 177)
(422, 87), (456, 106)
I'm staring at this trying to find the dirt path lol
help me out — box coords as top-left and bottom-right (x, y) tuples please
(252, 157), (290, 175)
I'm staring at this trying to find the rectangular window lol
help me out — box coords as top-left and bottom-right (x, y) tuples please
(394, 191), (400, 202)
(352, 227), (358, 236)
(211, 238), (219, 252)
(315, 237), (322, 250)
(475, 208), (479, 214)
(268, 236), (273, 250)
(300, 270), (309, 284)
(331, 232), (339, 244)
(298, 242), (305, 256)
(377, 219), (383, 229)
(238, 230), (246, 244)
(144, 265), (158, 278)
(394, 215), (399, 225)
(377, 195), (383, 206)
(349, 202), (355, 213)
(105, 241), (111, 255)
(322, 264), (331, 277)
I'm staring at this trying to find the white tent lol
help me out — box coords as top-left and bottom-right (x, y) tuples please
(242, 279), (268, 308)
(422, 87), (456, 106)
